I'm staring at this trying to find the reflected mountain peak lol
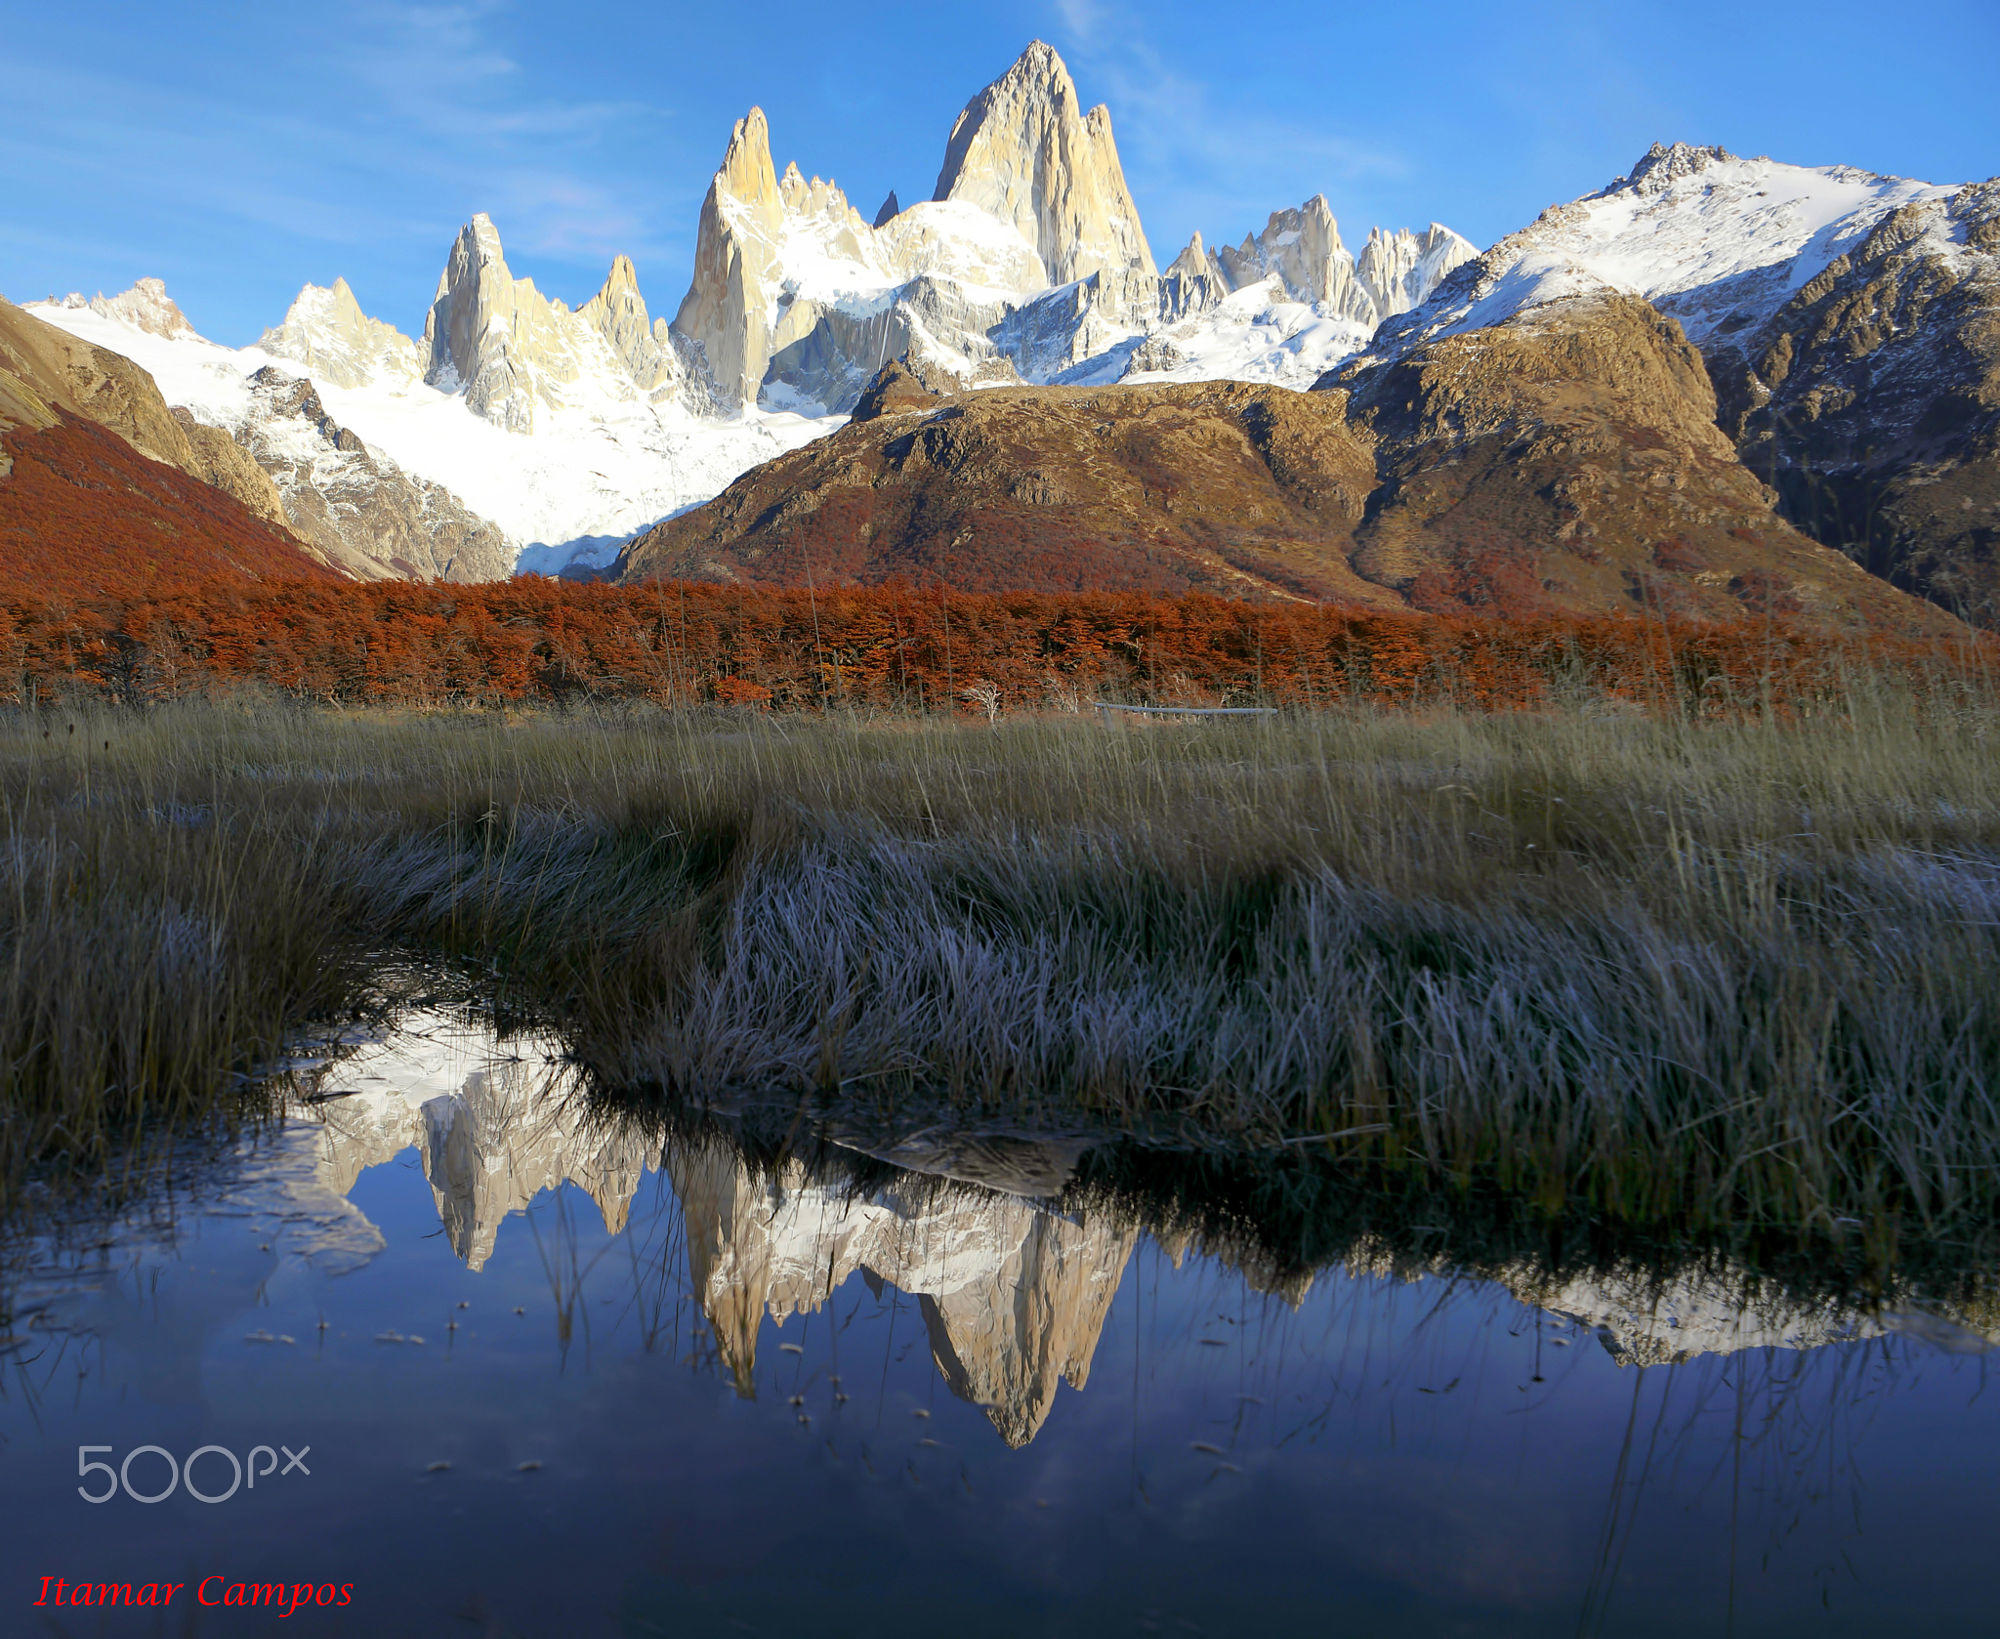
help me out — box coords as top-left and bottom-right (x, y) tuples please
(299, 1013), (654, 1272)
(252, 1008), (2000, 1439)
(667, 1132), (1134, 1444)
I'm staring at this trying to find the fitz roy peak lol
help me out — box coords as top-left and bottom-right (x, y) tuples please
(931, 38), (1156, 288)
(20, 40), (1482, 578)
(664, 42), (1474, 414)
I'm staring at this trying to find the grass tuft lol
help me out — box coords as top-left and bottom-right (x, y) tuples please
(0, 689), (1992, 1252)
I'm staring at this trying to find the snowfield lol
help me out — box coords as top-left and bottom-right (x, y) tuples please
(27, 296), (842, 573)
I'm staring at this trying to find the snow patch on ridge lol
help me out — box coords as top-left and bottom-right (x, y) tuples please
(1122, 279), (1376, 391)
(1375, 144), (1963, 360)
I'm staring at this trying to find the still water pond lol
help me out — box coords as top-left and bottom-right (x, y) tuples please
(2, 1011), (1996, 1636)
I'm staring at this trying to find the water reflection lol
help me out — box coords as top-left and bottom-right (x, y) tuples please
(670, 1131), (1134, 1443)
(304, 1015), (649, 1272)
(3, 1004), (1998, 1636)
(267, 1008), (2000, 1440)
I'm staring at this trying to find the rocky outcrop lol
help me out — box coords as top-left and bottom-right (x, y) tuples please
(1326, 288), (1952, 631)
(1356, 224), (1481, 322)
(618, 376), (1393, 603)
(933, 40), (1156, 294)
(76, 277), (197, 340)
(667, 1131), (1134, 1444)
(169, 408), (292, 528)
(235, 367), (515, 582)
(1217, 197), (1367, 320)
(259, 278), (424, 391)
(1211, 200), (1477, 330)
(872, 189), (901, 229)
(1160, 232), (1229, 322)
(577, 255), (684, 398)
(671, 108), (790, 409)
(1375, 141), (2000, 622)
(849, 357), (946, 422)
(621, 311), (1960, 635)
(1705, 180), (2000, 622)
(423, 213), (663, 433)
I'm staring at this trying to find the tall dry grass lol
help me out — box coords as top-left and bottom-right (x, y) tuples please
(0, 682), (1993, 1247)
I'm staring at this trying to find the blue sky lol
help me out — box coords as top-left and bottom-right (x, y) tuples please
(2, 0), (1994, 345)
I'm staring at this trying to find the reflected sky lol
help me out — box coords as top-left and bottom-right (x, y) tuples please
(1, 1009), (1996, 1637)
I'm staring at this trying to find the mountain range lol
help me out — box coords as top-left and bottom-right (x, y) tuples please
(3, 42), (1994, 627)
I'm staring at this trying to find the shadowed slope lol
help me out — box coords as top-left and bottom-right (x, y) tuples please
(1328, 290), (1950, 633)
(0, 297), (335, 597)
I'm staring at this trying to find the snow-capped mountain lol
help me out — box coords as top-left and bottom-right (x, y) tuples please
(26, 40), (1478, 578)
(673, 43), (1477, 412)
(1359, 142), (2000, 620)
(31, 251), (840, 575)
(1366, 141), (1964, 355)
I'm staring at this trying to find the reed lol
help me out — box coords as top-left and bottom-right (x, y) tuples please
(0, 681), (1993, 1245)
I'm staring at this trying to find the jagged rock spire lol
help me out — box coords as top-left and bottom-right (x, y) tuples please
(260, 276), (423, 391)
(1203, 200), (1478, 330)
(872, 189), (902, 228)
(579, 254), (681, 394)
(671, 108), (789, 409)
(1160, 231), (1228, 321)
(932, 40), (1155, 285)
(423, 213), (667, 433)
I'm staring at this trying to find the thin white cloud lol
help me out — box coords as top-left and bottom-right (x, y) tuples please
(1051, 0), (1110, 45)
(338, 0), (677, 265)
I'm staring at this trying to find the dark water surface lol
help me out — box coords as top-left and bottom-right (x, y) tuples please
(2, 1011), (1996, 1637)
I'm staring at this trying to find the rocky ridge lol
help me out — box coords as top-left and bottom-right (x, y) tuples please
(234, 367), (514, 581)
(1361, 141), (2000, 619)
(661, 42), (1475, 414)
(931, 38), (1156, 289)
(423, 213), (692, 434)
(4, 293), (286, 522)
(621, 303), (1958, 638)
(19, 56), (1990, 616)
(0, 296), (338, 591)
(31, 291), (515, 581)
(18, 40), (1478, 580)
(258, 277), (423, 392)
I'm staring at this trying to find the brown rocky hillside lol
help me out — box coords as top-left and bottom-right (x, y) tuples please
(620, 302), (1959, 637)
(1705, 182), (2000, 623)
(0, 298), (337, 597)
